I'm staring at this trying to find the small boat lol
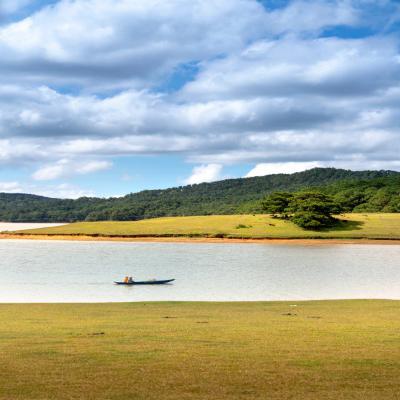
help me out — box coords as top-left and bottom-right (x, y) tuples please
(114, 279), (175, 285)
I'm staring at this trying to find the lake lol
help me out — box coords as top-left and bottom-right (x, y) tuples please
(0, 239), (399, 302)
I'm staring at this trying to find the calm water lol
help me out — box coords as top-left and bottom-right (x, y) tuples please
(0, 239), (399, 302)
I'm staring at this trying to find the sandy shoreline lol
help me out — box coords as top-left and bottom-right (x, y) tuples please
(1, 233), (400, 245)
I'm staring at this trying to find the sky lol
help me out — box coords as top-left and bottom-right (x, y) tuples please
(0, 0), (399, 198)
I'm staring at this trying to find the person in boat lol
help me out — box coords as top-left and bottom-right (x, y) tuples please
(123, 276), (129, 283)
(128, 276), (134, 283)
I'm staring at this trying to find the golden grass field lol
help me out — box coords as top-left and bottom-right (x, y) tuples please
(0, 301), (399, 400)
(12, 213), (400, 240)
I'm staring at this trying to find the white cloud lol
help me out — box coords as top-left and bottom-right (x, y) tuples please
(32, 160), (66, 180)
(245, 162), (322, 177)
(0, 181), (22, 192)
(35, 183), (95, 199)
(0, 0), (399, 184)
(0, 31), (397, 170)
(32, 159), (112, 181)
(0, 0), (362, 91)
(181, 36), (399, 101)
(75, 160), (112, 174)
(0, 139), (46, 164)
(0, 0), (269, 90)
(246, 159), (400, 178)
(185, 164), (223, 185)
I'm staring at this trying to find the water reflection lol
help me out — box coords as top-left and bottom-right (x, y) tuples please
(0, 239), (399, 302)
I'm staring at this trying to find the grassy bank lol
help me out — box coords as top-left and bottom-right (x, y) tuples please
(11, 213), (400, 240)
(0, 301), (399, 399)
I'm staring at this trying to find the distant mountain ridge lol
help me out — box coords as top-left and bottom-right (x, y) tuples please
(0, 168), (399, 222)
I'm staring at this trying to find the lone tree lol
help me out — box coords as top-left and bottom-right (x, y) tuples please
(289, 191), (341, 229)
(262, 190), (342, 230)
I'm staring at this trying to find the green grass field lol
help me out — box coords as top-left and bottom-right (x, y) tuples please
(15, 213), (400, 239)
(0, 301), (399, 399)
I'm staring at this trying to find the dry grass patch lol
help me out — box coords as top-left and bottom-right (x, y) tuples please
(0, 301), (399, 399)
(13, 213), (400, 240)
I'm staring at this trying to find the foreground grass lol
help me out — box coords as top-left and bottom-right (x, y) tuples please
(15, 213), (400, 239)
(0, 301), (399, 399)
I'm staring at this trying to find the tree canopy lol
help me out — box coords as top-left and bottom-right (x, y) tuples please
(0, 168), (398, 222)
(262, 191), (342, 229)
(261, 192), (293, 217)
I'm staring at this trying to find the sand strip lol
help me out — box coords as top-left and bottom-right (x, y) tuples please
(1, 233), (399, 245)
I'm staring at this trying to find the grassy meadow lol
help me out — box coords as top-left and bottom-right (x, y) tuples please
(0, 301), (399, 400)
(13, 213), (400, 240)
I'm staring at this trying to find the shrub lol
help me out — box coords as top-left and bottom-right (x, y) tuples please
(235, 224), (252, 229)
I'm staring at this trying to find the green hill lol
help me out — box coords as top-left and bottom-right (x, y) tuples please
(0, 168), (399, 222)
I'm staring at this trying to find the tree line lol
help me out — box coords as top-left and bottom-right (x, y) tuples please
(0, 168), (398, 222)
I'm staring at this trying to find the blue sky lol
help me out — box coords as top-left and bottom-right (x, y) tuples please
(0, 0), (399, 198)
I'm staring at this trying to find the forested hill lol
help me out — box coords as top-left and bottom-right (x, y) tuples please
(0, 168), (399, 222)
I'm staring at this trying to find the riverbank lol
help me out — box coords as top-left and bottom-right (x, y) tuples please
(0, 300), (399, 399)
(3, 213), (400, 244)
(1, 232), (400, 245)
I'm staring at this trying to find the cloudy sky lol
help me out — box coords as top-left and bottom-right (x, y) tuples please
(0, 0), (399, 197)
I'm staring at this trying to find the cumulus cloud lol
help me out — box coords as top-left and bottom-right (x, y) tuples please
(1, 30), (399, 170)
(2, 33), (400, 163)
(0, 0), (269, 90)
(246, 162), (323, 177)
(0, 0), (360, 90)
(0, 0), (399, 196)
(0, 181), (23, 192)
(185, 164), (223, 185)
(32, 159), (112, 180)
(180, 36), (400, 101)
